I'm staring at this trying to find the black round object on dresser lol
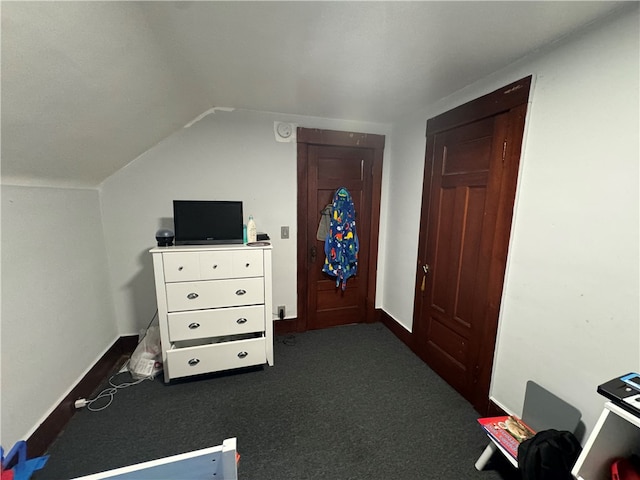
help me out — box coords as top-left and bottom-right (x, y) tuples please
(155, 229), (174, 247)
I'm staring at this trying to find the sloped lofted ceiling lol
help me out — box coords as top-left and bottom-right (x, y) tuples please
(1, 1), (628, 187)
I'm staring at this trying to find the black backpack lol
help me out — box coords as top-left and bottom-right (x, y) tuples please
(517, 429), (582, 480)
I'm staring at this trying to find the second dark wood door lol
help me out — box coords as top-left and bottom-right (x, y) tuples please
(413, 77), (531, 414)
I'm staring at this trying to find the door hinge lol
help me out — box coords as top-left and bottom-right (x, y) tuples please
(473, 364), (480, 384)
(502, 140), (507, 164)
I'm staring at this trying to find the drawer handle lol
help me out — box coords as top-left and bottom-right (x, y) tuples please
(178, 266), (184, 271)
(237, 351), (248, 359)
(188, 322), (200, 329)
(187, 292), (199, 300)
(212, 264), (218, 269)
(245, 263), (250, 268)
(188, 358), (200, 366)
(235, 289), (246, 296)
(236, 318), (247, 324)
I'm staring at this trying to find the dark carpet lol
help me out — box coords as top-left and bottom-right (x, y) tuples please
(35, 322), (519, 479)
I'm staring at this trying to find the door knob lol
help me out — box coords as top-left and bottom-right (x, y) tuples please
(421, 264), (430, 292)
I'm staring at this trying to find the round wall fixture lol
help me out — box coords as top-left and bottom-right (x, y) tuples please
(274, 122), (295, 142)
(276, 122), (293, 138)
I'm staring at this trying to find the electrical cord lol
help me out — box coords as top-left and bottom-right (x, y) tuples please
(81, 309), (159, 412)
(140, 308), (160, 339)
(86, 374), (149, 412)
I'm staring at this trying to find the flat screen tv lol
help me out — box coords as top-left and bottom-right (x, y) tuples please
(173, 200), (244, 245)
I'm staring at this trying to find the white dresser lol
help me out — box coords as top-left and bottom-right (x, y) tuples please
(150, 244), (273, 383)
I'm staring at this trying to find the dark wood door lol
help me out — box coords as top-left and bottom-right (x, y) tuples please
(413, 77), (531, 414)
(297, 129), (384, 332)
(306, 146), (372, 329)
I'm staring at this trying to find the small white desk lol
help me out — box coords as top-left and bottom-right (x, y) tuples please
(71, 438), (238, 480)
(572, 403), (640, 480)
(475, 435), (518, 470)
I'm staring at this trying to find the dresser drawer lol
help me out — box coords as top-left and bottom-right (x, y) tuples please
(166, 277), (264, 312)
(168, 305), (265, 341)
(231, 249), (263, 278)
(198, 250), (234, 280)
(163, 250), (263, 283)
(167, 337), (266, 379)
(163, 252), (202, 282)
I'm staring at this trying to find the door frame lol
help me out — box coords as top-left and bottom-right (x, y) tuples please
(296, 128), (385, 332)
(412, 76), (532, 414)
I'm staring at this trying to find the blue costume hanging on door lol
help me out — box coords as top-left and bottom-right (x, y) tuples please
(323, 187), (359, 290)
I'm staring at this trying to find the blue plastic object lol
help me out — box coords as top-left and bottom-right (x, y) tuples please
(1, 441), (48, 480)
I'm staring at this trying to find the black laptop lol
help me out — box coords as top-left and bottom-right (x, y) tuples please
(597, 373), (640, 417)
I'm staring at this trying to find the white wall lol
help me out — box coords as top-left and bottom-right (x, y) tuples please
(100, 109), (390, 334)
(383, 5), (639, 436)
(380, 108), (427, 327)
(491, 6), (639, 435)
(1, 185), (117, 447)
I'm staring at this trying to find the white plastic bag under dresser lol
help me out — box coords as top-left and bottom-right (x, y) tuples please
(150, 244), (273, 382)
